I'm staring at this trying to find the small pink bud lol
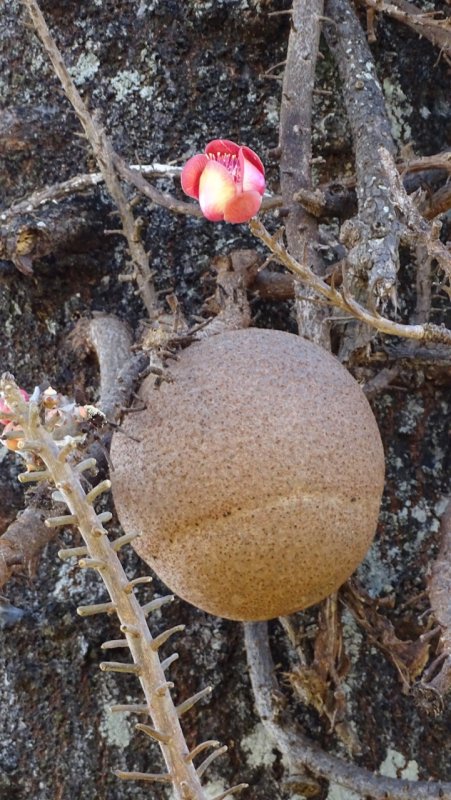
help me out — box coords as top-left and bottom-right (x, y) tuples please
(181, 139), (265, 223)
(1, 422), (23, 452)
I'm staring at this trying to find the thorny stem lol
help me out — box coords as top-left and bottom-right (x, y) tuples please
(20, 0), (157, 317)
(244, 621), (451, 800)
(323, 0), (400, 357)
(0, 376), (227, 800)
(379, 148), (451, 286)
(249, 218), (451, 346)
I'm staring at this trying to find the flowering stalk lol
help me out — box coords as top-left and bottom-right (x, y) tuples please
(0, 374), (246, 800)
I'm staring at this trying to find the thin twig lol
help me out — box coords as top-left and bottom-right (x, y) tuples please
(379, 148), (451, 285)
(244, 621), (451, 799)
(20, 0), (158, 317)
(249, 217), (451, 346)
(0, 164), (182, 225)
(0, 197), (103, 275)
(363, 0), (451, 61)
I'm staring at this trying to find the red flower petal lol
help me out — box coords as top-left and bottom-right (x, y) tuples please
(181, 154), (209, 199)
(205, 139), (240, 157)
(240, 146), (265, 179)
(223, 190), (262, 224)
(239, 147), (266, 195)
(198, 161), (237, 221)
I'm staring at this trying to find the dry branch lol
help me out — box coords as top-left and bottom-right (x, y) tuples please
(419, 498), (451, 708)
(71, 315), (134, 422)
(248, 269), (295, 301)
(279, 0), (330, 347)
(20, 0), (158, 316)
(295, 164), (451, 223)
(379, 148), (451, 285)
(0, 164), (182, 226)
(363, 0), (451, 61)
(244, 621), (451, 800)
(323, 0), (401, 357)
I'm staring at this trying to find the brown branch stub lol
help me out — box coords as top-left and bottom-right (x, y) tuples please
(198, 250), (256, 338)
(71, 315), (134, 423)
(0, 485), (54, 592)
(0, 506), (50, 590)
(248, 269), (295, 302)
(0, 199), (102, 275)
(244, 621), (451, 800)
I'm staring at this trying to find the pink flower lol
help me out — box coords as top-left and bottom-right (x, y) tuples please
(181, 139), (265, 223)
(0, 389), (29, 425)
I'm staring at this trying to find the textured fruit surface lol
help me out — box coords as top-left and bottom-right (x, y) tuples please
(111, 329), (385, 620)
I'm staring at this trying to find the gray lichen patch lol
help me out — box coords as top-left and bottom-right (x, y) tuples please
(382, 78), (413, 144)
(380, 748), (419, 781)
(68, 51), (100, 85)
(98, 685), (133, 750)
(241, 723), (277, 770)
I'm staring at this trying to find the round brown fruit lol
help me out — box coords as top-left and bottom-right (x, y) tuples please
(111, 328), (385, 621)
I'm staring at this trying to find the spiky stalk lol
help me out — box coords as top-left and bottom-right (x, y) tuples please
(0, 374), (246, 800)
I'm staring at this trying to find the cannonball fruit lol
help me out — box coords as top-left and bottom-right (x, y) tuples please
(111, 329), (385, 621)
